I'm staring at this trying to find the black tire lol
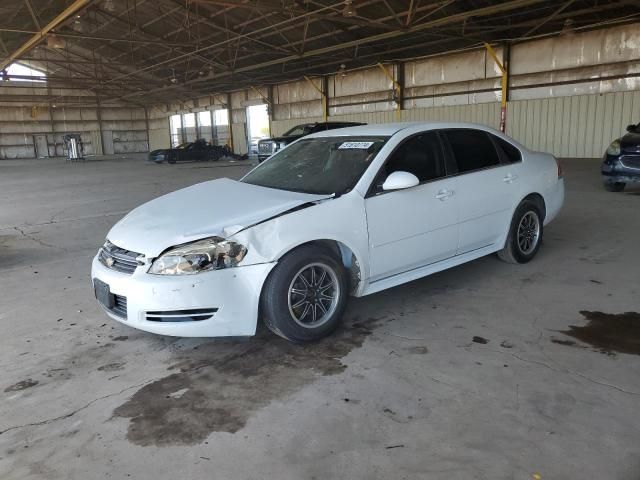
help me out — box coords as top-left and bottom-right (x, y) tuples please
(604, 182), (625, 192)
(498, 200), (544, 264)
(261, 245), (348, 343)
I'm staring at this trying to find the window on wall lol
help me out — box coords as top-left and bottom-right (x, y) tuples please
(213, 109), (230, 146)
(198, 111), (212, 142)
(6, 63), (46, 82)
(169, 114), (182, 147)
(214, 109), (229, 126)
(183, 113), (197, 142)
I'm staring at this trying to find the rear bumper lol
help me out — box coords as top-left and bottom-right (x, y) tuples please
(91, 254), (275, 337)
(544, 178), (564, 226)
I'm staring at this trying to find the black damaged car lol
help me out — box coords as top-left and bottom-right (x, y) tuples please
(149, 139), (247, 164)
(601, 122), (640, 192)
(257, 121), (364, 162)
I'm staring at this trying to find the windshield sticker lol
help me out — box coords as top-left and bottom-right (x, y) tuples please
(338, 141), (374, 149)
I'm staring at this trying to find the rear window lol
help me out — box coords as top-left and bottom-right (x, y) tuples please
(494, 136), (522, 163)
(445, 129), (500, 173)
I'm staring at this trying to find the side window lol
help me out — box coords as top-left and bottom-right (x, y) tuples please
(383, 132), (446, 183)
(493, 136), (522, 163)
(445, 129), (500, 174)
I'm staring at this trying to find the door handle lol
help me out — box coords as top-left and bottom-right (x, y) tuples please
(435, 189), (454, 200)
(503, 174), (519, 183)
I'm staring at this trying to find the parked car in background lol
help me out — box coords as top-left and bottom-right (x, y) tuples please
(249, 137), (260, 156)
(93, 122), (564, 343)
(257, 121), (365, 162)
(601, 122), (640, 191)
(148, 139), (246, 163)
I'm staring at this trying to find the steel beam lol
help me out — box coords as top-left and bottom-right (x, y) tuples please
(0, 0), (91, 71)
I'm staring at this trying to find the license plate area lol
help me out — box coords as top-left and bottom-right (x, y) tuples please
(94, 278), (114, 309)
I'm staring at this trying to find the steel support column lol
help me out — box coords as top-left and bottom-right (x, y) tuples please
(378, 62), (402, 121)
(226, 93), (234, 151)
(303, 75), (328, 123)
(485, 42), (509, 133)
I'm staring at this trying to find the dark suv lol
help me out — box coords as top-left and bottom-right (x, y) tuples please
(601, 122), (640, 191)
(257, 121), (364, 162)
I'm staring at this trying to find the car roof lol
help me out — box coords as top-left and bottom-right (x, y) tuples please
(304, 121), (507, 139)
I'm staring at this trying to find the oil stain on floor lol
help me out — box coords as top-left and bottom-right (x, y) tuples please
(112, 317), (384, 447)
(555, 311), (640, 356)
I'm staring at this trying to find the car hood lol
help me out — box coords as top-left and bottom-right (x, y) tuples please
(107, 178), (331, 257)
(620, 132), (640, 153)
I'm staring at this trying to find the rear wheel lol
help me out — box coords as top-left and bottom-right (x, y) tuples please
(604, 182), (625, 192)
(261, 245), (348, 343)
(498, 200), (544, 264)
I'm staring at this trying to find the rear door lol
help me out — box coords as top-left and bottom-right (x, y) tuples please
(365, 132), (459, 281)
(442, 129), (522, 254)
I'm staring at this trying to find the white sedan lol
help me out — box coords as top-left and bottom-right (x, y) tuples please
(92, 122), (564, 342)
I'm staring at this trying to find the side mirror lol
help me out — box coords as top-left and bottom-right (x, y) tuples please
(627, 124), (638, 133)
(382, 171), (419, 191)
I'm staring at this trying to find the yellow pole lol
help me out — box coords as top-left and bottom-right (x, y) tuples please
(304, 75), (327, 123)
(484, 43), (508, 132)
(378, 63), (402, 121)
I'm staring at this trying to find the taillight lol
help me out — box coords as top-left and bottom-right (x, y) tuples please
(555, 157), (563, 178)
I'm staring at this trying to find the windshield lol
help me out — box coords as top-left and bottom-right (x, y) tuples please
(241, 136), (388, 195)
(283, 124), (314, 137)
(176, 143), (190, 149)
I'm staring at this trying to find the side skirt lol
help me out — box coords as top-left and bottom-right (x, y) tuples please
(360, 244), (500, 296)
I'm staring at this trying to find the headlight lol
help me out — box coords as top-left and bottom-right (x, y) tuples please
(149, 237), (247, 275)
(278, 142), (287, 150)
(606, 139), (621, 155)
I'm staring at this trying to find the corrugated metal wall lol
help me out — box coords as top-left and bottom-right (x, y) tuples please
(147, 23), (640, 158)
(272, 91), (640, 158)
(507, 91), (640, 158)
(0, 104), (149, 159)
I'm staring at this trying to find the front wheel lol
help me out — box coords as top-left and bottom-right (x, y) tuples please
(498, 200), (544, 264)
(604, 182), (625, 192)
(261, 245), (348, 343)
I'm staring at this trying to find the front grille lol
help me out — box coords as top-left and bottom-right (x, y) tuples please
(258, 141), (274, 154)
(99, 241), (142, 274)
(620, 155), (640, 170)
(112, 295), (128, 319)
(145, 308), (218, 322)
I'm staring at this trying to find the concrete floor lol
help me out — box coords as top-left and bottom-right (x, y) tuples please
(1, 155), (639, 480)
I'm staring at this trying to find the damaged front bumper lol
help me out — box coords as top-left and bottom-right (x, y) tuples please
(91, 254), (275, 337)
(602, 155), (640, 184)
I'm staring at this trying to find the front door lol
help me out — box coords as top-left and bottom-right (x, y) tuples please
(365, 132), (459, 281)
(33, 135), (48, 158)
